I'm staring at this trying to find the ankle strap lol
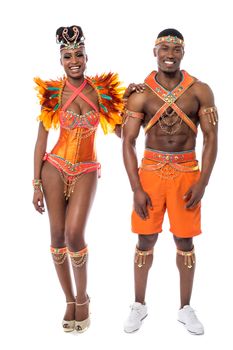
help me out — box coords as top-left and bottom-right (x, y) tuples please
(66, 301), (75, 305)
(76, 297), (90, 306)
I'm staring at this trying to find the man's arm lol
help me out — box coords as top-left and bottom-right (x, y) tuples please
(122, 93), (152, 219)
(184, 82), (218, 208)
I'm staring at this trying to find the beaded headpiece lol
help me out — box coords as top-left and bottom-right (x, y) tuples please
(56, 26), (85, 50)
(155, 35), (184, 47)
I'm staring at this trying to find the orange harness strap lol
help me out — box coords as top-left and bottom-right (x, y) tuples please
(144, 70), (197, 134)
(63, 79), (98, 112)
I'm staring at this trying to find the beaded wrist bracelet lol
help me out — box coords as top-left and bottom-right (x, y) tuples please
(32, 179), (42, 192)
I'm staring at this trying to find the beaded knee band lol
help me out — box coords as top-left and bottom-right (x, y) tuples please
(50, 246), (67, 265)
(134, 246), (154, 268)
(176, 247), (195, 268)
(68, 246), (88, 268)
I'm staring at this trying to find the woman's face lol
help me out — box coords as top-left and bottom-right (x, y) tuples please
(60, 46), (87, 79)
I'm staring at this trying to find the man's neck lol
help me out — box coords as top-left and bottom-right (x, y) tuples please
(156, 69), (182, 91)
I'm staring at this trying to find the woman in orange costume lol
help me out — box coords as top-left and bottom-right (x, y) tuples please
(32, 25), (141, 333)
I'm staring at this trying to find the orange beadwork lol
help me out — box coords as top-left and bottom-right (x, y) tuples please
(34, 73), (124, 198)
(144, 70), (197, 134)
(68, 246), (88, 268)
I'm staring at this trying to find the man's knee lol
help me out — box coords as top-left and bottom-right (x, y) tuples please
(138, 233), (159, 251)
(173, 236), (193, 251)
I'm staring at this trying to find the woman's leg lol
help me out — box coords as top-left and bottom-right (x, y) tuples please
(65, 171), (98, 323)
(41, 162), (75, 322)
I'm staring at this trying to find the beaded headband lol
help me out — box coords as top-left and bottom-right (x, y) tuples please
(155, 35), (184, 47)
(56, 26), (85, 50)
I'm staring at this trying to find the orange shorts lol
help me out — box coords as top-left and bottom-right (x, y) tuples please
(132, 149), (202, 238)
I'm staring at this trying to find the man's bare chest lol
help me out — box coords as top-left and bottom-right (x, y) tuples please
(143, 90), (199, 125)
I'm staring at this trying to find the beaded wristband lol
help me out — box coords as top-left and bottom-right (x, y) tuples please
(32, 179), (42, 191)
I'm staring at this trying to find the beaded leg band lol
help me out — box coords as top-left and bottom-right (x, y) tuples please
(176, 247), (195, 269)
(68, 246), (88, 268)
(50, 246), (68, 265)
(134, 246), (154, 268)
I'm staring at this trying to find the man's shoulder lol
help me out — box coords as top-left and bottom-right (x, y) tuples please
(188, 78), (214, 104)
(127, 87), (148, 112)
(192, 79), (212, 94)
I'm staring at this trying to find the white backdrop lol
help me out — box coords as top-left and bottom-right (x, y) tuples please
(0, 0), (231, 349)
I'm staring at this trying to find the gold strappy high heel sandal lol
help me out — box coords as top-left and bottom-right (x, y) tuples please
(62, 301), (76, 332)
(75, 297), (90, 333)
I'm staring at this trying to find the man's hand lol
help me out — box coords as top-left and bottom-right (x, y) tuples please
(134, 188), (153, 220)
(123, 83), (146, 99)
(184, 182), (206, 209)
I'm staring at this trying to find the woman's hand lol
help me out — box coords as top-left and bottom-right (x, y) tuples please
(33, 189), (45, 214)
(123, 83), (146, 99)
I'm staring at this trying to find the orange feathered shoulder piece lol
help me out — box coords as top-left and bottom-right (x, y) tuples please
(34, 77), (65, 130)
(87, 73), (125, 134)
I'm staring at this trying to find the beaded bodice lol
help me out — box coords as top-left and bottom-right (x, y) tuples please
(60, 109), (99, 130)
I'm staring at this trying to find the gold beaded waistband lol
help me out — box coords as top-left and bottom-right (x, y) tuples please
(144, 149), (196, 163)
(141, 149), (199, 174)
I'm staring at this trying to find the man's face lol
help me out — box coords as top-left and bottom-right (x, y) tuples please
(154, 42), (184, 73)
(60, 46), (87, 79)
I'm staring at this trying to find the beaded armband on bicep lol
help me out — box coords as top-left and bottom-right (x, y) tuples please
(122, 109), (144, 127)
(198, 106), (218, 126)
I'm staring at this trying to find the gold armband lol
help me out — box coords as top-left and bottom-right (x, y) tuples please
(198, 106), (218, 126)
(122, 109), (144, 127)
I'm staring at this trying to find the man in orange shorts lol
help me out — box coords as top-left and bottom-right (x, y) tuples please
(122, 28), (218, 335)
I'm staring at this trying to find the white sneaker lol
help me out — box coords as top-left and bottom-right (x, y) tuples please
(178, 305), (204, 335)
(124, 302), (148, 333)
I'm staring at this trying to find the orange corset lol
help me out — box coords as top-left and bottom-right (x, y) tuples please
(51, 110), (99, 164)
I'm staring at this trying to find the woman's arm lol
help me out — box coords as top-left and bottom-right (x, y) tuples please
(33, 122), (49, 214)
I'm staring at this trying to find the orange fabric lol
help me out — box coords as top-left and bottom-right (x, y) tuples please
(50, 121), (97, 164)
(144, 149), (196, 163)
(43, 153), (100, 177)
(132, 151), (201, 238)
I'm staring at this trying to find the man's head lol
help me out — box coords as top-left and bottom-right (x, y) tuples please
(154, 28), (185, 73)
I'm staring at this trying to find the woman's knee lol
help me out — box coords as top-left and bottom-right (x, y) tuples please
(138, 233), (159, 251)
(65, 228), (86, 251)
(173, 236), (193, 251)
(50, 228), (65, 247)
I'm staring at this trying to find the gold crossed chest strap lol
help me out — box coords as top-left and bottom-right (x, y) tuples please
(144, 70), (197, 134)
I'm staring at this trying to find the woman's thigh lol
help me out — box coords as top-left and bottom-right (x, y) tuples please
(65, 171), (98, 249)
(41, 161), (67, 246)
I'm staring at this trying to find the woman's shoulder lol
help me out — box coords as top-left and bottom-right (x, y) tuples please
(34, 77), (65, 130)
(86, 73), (125, 134)
(34, 76), (65, 92)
